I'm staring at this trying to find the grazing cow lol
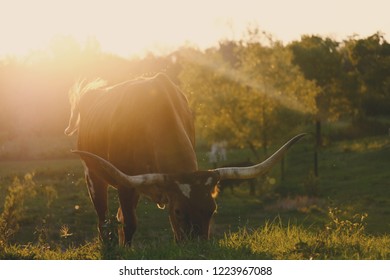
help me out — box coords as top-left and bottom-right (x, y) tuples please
(65, 73), (306, 245)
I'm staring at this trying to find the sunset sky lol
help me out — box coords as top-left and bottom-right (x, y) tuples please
(0, 0), (389, 58)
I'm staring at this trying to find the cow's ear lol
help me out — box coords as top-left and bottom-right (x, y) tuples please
(204, 172), (220, 198)
(210, 181), (220, 198)
(191, 171), (220, 197)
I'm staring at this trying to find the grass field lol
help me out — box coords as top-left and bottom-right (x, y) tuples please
(0, 135), (389, 259)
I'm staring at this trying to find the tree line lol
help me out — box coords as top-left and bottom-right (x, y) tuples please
(0, 31), (389, 160)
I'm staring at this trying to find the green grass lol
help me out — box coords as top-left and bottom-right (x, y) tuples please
(2, 217), (389, 260)
(0, 135), (389, 259)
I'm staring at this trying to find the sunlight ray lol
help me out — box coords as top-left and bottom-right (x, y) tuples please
(181, 49), (315, 114)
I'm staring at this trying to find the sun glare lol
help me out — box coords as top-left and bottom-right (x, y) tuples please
(0, 0), (389, 58)
(0, 0), (234, 58)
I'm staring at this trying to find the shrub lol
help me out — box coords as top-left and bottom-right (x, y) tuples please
(0, 173), (57, 246)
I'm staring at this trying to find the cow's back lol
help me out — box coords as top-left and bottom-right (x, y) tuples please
(77, 73), (197, 181)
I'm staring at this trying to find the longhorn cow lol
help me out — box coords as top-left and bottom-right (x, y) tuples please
(65, 73), (305, 245)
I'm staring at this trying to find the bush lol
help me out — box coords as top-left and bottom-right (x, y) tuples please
(0, 173), (57, 246)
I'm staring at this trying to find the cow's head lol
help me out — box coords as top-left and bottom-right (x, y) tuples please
(72, 134), (305, 242)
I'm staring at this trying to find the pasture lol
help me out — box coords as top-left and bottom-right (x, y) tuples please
(0, 135), (389, 259)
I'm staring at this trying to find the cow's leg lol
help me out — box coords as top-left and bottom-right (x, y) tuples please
(116, 207), (125, 245)
(117, 187), (139, 246)
(85, 169), (108, 242)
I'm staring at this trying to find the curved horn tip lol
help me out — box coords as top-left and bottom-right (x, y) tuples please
(295, 133), (308, 138)
(70, 150), (99, 160)
(293, 133), (308, 141)
(283, 133), (308, 149)
(213, 133), (308, 180)
(71, 149), (85, 155)
(71, 149), (91, 155)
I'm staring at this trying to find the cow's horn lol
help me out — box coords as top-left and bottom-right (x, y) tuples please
(71, 150), (167, 187)
(213, 134), (307, 180)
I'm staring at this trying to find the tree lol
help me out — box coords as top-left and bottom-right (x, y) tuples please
(347, 33), (390, 116)
(238, 36), (317, 156)
(179, 34), (317, 161)
(289, 35), (347, 176)
(179, 46), (247, 149)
